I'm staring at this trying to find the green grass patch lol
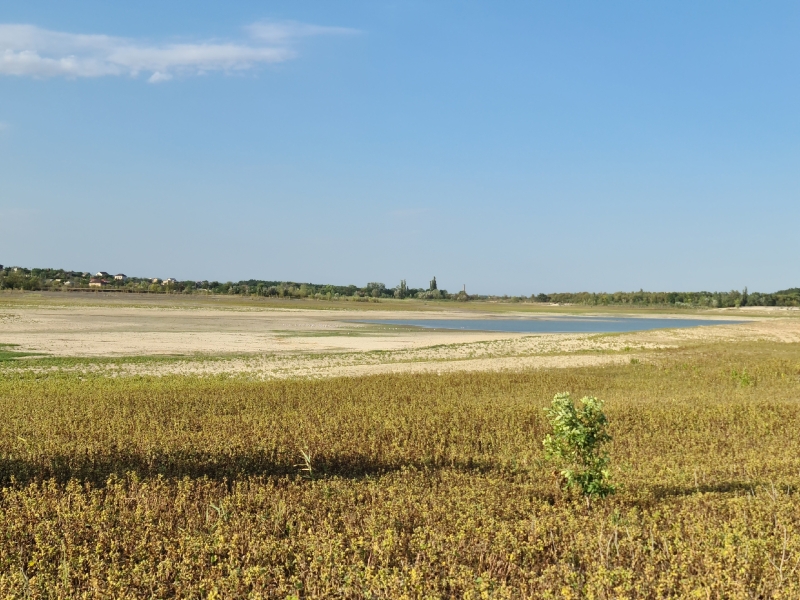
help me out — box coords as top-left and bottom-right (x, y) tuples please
(0, 343), (44, 361)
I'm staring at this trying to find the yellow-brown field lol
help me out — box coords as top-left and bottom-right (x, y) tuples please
(2, 335), (800, 597)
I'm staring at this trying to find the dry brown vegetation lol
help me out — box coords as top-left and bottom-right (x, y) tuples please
(1, 340), (800, 597)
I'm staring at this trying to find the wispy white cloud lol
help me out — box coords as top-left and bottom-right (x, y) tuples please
(0, 21), (355, 83)
(148, 71), (172, 84)
(245, 20), (358, 44)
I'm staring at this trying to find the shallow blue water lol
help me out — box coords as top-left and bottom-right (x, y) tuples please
(360, 317), (745, 334)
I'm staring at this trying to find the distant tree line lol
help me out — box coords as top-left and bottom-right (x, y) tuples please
(0, 267), (458, 301)
(1, 266), (797, 307)
(191, 278), (456, 301)
(529, 288), (800, 307)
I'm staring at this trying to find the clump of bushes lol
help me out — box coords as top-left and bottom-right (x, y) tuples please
(543, 392), (615, 501)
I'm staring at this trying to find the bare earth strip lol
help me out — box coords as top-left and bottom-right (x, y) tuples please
(155, 353), (634, 379)
(0, 305), (540, 355)
(2, 295), (799, 378)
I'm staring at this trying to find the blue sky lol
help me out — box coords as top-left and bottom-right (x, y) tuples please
(1, 2), (799, 294)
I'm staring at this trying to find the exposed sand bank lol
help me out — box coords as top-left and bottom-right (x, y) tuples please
(2, 293), (796, 378)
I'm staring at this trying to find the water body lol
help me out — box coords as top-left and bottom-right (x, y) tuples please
(361, 317), (745, 334)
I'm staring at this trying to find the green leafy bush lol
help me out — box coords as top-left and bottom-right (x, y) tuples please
(731, 368), (756, 387)
(543, 392), (615, 499)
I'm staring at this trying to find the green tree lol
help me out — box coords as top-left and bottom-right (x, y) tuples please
(366, 282), (386, 298)
(543, 392), (615, 502)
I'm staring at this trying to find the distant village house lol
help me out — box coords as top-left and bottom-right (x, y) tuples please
(114, 274), (127, 281)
